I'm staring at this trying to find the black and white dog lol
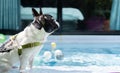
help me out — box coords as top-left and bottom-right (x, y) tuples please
(0, 8), (59, 73)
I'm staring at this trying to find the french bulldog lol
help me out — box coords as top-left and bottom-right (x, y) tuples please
(0, 8), (59, 73)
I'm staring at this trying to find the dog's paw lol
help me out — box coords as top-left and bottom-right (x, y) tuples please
(20, 67), (32, 73)
(20, 70), (28, 73)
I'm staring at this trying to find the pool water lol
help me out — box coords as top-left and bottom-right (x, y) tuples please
(3, 35), (120, 73)
(33, 35), (120, 67)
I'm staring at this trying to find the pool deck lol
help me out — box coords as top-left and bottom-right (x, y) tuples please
(9, 66), (120, 73)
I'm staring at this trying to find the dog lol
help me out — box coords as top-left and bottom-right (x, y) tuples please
(0, 8), (59, 73)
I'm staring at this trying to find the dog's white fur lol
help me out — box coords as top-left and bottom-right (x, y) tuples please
(0, 11), (59, 72)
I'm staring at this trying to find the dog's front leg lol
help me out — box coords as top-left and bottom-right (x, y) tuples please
(28, 54), (34, 69)
(19, 55), (29, 73)
(28, 48), (41, 70)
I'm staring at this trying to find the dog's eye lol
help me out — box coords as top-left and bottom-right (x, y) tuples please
(44, 15), (53, 20)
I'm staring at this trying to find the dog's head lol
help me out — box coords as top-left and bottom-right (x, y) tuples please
(32, 8), (60, 34)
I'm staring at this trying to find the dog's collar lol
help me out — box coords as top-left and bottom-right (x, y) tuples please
(32, 20), (45, 26)
(32, 20), (45, 30)
(18, 42), (41, 55)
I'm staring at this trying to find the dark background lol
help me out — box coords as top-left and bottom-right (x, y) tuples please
(21, 0), (112, 19)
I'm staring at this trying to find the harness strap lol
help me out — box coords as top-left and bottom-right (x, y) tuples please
(10, 34), (42, 56)
(18, 42), (41, 55)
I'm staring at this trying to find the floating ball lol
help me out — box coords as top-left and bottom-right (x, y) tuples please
(43, 51), (52, 62)
(54, 50), (64, 60)
(51, 42), (56, 49)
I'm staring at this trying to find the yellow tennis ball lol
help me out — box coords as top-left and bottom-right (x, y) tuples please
(51, 42), (56, 49)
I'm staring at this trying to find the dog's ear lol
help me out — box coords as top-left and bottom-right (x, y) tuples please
(39, 7), (43, 15)
(32, 8), (39, 17)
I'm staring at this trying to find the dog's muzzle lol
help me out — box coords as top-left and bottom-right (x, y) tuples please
(54, 21), (60, 30)
(43, 19), (60, 33)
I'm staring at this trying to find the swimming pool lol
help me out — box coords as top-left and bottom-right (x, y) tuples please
(34, 35), (120, 66)
(9, 35), (120, 73)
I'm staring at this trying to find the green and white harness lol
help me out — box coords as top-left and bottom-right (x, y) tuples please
(10, 34), (41, 56)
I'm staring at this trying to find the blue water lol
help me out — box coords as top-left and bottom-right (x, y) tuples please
(34, 42), (120, 66)
(4, 35), (120, 66)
